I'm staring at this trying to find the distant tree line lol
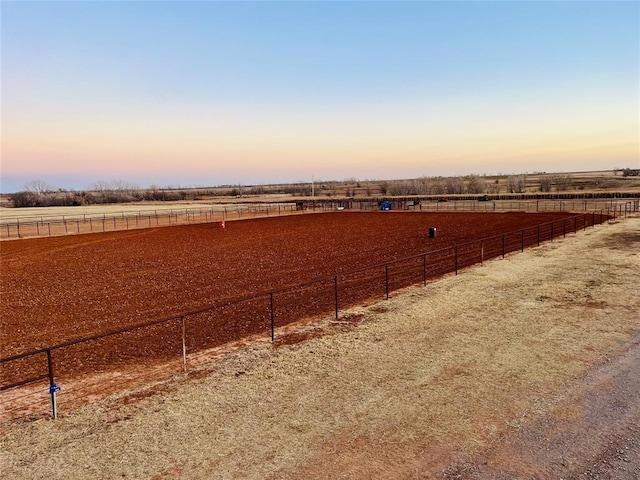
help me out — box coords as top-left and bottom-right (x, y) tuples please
(538, 175), (572, 192)
(385, 175), (516, 196)
(11, 180), (188, 208)
(11, 169), (628, 208)
(383, 173), (586, 197)
(384, 175), (483, 196)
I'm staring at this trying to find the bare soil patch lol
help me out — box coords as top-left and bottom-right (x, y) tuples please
(1, 217), (638, 479)
(1, 211), (574, 386)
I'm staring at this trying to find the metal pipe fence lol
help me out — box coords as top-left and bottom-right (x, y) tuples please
(2, 199), (637, 240)
(401, 198), (637, 215)
(0, 203), (300, 239)
(0, 209), (629, 420)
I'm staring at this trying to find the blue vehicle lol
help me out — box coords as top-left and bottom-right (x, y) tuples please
(380, 200), (392, 211)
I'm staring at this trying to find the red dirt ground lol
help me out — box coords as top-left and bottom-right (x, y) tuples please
(1, 211), (580, 387)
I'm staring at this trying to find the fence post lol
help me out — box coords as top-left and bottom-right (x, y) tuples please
(270, 292), (275, 341)
(455, 247), (458, 275)
(502, 234), (506, 258)
(48, 223), (51, 236)
(181, 316), (187, 373)
(334, 276), (339, 319)
(563, 219), (566, 238)
(423, 254), (427, 286)
(537, 225), (540, 246)
(521, 230), (524, 252)
(385, 264), (389, 300)
(550, 222), (554, 242)
(46, 349), (60, 419)
(480, 240), (484, 266)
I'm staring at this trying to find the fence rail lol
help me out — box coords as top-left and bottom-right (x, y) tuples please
(1, 208), (634, 420)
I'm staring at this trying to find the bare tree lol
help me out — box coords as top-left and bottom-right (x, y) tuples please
(444, 176), (465, 194)
(465, 175), (486, 194)
(539, 177), (552, 192)
(551, 175), (572, 191)
(91, 180), (140, 203)
(507, 175), (527, 193)
(91, 180), (139, 192)
(388, 180), (414, 196)
(430, 178), (446, 195)
(23, 179), (54, 194)
(415, 176), (442, 195)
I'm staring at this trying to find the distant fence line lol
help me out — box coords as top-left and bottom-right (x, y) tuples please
(2, 208), (633, 420)
(1, 198), (638, 240)
(327, 198), (639, 214)
(0, 203), (302, 239)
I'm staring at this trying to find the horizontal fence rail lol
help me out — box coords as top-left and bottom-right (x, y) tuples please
(0, 208), (632, 420)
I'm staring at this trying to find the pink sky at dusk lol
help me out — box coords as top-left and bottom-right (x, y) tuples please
(2, 1), (638, 192)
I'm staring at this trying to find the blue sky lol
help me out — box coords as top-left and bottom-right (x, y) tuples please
(2, 1), (638, 192)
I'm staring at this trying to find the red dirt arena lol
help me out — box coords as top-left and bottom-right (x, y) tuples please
(2, 211), (584, 390)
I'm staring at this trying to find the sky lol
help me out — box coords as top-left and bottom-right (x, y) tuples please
(1, 1), (639, 193)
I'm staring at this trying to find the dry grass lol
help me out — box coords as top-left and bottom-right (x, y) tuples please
(1, 217), (639, 479)
(0, 202), (222, 221)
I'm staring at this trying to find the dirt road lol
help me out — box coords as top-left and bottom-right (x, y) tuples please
(442, 335), (640, 479)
